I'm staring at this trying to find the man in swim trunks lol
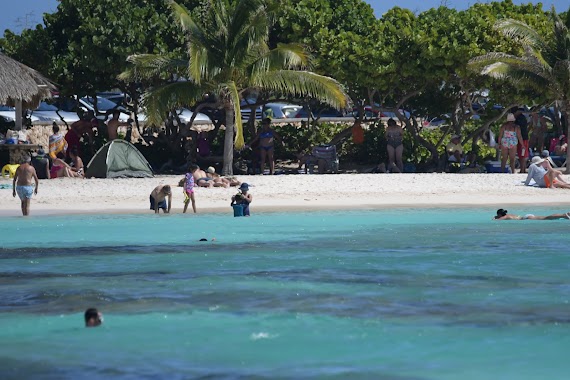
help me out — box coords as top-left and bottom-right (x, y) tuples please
(191, 165), (214, 188)
(525, 156), (570, 189)
(494, 208), (570, 220)
(12, 156), (39, 216)
(65, 115), (97, 159)
(150, 184), (172, 213)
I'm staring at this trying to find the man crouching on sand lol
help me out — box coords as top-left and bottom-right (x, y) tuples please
(13, 156), (39, 216)
(150, 185), (172, 213)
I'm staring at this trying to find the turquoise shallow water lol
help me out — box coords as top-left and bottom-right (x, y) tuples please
(1, 209), (570, 379)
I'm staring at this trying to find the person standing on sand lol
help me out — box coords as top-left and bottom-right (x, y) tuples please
(107, 110), (132, 141)
(385, 118), (404, 173)
(12, 156), (39, 216)
(150, 185), (172, 214)
(248, 118), (283, 175)
(183, 165), (197, 214)
(494, 208), (570, 220)
(513, 107), (530, 174)
(65, 114), (97, 159)
(498, 113), (524, 174)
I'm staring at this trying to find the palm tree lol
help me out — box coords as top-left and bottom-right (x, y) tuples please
(120, 0), (347, 175)
(468, 7), (570, 170)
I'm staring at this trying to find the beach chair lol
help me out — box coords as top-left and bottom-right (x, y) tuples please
(308, 145), (339, 174)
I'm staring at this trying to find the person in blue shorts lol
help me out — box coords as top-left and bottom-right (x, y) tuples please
(150, 184), (172, 213)
(13, 156), (39, 216)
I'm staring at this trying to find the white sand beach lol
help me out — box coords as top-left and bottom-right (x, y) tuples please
(2, 173), (570, 217)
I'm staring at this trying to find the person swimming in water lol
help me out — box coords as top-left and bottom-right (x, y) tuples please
(494, 208), (570, 220)
(84, 308), (103, 327)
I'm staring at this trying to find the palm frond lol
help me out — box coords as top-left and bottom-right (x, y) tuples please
(119, 54), (187, 81)
(247, 43), (310, 80)
(252, 71), (348, 109)
(495, 19), (545, 49)
(141, 81), (205, 125)
(168, 1), (198, 35)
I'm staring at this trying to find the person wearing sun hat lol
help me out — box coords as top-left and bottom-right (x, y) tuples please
(231, 182), (252, 216)
(498, 113), (523, 173)
(525, 155), (570, 189)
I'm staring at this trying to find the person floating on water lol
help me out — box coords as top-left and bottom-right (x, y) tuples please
(150, 185), (172, 214)
(13, 156), (39, 216)
(84, 308), (103, 327)
(231, 183), (252, 216)
(494, 208), (570, 220)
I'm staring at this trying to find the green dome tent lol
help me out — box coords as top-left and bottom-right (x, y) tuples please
(86, 140), (153, 178)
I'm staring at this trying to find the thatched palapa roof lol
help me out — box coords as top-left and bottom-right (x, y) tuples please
(0, 52), (56, 108)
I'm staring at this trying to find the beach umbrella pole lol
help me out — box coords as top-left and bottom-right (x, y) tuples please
(15, 99), (23, 131)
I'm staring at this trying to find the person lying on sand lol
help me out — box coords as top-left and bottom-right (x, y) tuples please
(191, 165), (214, 188)
(206, 166), (240, 187)
(494, 208), (570, 220)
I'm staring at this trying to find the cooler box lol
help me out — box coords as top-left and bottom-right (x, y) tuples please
(485, 161), (510, 173)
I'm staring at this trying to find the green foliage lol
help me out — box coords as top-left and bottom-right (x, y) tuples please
(42, 0), (189, 96)
(0, 26), (50, 75)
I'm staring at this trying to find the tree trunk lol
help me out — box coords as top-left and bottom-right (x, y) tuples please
(222, 104), (235, 176)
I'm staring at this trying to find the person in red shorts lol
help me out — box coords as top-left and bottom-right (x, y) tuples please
(65, 113), (97, 159)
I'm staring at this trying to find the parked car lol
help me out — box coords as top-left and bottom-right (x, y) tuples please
(170, 108), (211, 124)
(240, 99), (263, 120)
(294, 107), (345, 119)
(30, 101), (81, 123)
(349, 105), (380, 118)
(97, 92), (129, 107)
(263, 103), (302, 119)
(52, 96), (130, 122)
(0, 105), (52, 122)
(81, 96), (131, 121)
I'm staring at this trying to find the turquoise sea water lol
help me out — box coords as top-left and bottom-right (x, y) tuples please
(1, 209), (570, 379)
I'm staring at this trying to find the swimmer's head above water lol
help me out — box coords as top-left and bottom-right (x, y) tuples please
(495, 209), (508, 219)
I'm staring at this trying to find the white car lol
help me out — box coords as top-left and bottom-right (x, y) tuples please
(30, 102), (81, 123)
(136, 108), (211, 125)
(263, 103), (302, 119)
(173, 108), (211, 124)
(80, 96), (132, 122)
(0, 105), (52, 122)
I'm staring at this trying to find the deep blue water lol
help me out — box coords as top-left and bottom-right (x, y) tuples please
(1, 209), (569, 379)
